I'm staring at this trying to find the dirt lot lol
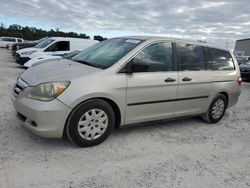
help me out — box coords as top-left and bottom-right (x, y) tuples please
(0, 48), (249, 188)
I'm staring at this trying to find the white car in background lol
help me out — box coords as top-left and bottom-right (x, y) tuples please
(0, 37), (24, 48)
(15, 37), (98, 65)
(23, 50), (81, 68)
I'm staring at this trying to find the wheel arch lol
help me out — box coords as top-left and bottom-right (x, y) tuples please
(63, 97), (122, 137)
(218, 91), (229, 108)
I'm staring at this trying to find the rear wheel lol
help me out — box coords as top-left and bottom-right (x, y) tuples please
(202, 94), (227, 123)
(66, 99), (115, 147)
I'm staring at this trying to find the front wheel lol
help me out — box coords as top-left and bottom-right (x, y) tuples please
(202, 94), (227, 123)
(66, 99), (115, 147)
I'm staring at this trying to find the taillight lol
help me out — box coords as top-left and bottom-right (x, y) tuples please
(237, 76), (242, 86)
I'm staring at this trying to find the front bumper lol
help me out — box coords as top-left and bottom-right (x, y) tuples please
(11, 87), (72, 138)
(15, 53), (30, 65)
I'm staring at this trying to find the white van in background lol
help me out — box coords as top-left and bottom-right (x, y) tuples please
(15, 37), (98, 65)
(23, 50), (81, 68)
(0, 37), (24, 48)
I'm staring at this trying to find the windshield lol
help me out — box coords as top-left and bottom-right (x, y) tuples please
(35, 39), (54, 48)
(71, 38), (143, 69)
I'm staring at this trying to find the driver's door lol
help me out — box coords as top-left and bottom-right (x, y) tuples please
(125, 42), (178, 124)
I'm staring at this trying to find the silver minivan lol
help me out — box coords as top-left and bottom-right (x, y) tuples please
(11, 36), (241, 147)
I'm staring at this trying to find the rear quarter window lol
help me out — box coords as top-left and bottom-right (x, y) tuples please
(208, 48), (235, 70)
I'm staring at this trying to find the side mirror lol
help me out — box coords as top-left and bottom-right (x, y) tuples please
(119, 58), (148, 74)
(131, 62), (148, 72)
(119, 61), (133, 74)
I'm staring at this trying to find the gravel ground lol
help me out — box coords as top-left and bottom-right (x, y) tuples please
(0, 48), (250, 188)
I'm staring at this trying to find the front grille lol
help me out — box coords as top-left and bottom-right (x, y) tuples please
(14, 83), (24, 95)
(13, 77), (28, 96)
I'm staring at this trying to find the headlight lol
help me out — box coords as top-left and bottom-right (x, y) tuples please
(21, 50), (37, 55)
(27, 81), (70, 101)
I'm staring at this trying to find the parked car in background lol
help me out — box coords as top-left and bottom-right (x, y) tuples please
(235, 56), (248, 65)
(23, 50), (81, 68)
(11, 36), (241, 147)
(15, 37), (98, 65)
(11, 37), (48, 57)
(239, 61), (250, 80)
(0, 37), (24, 48)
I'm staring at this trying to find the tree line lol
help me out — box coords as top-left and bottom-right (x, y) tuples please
(0, 23), (107, 41)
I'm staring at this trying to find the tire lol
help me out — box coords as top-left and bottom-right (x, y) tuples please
(202, 94), (227, 123)
(66, 99), (115, 147)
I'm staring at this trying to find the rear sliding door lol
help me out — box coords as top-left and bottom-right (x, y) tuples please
(175, 43), (213, 116)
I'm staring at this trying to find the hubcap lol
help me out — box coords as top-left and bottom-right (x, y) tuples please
(211, 99), (225, 120)
(78, 109), (108, 140)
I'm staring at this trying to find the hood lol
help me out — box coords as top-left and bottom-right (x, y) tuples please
(24, 55), (62, 67)
(31, 55), (62, 62)
(13, 42), (36, 46)
(16, 47), (39, 54)
(20, 59), (101, 86)
(13, 42), (37, 51)
(239, 64), (250, 69)
(16, 42), (36, 47)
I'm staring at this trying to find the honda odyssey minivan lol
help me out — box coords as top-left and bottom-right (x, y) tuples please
(11, 36), (241, 147)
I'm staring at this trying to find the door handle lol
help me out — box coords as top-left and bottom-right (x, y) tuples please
(165, 77), (176, 82)
(182, 77), (192, 81)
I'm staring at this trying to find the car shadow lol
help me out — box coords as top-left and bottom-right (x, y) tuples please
(112, 115), (209, 136)
(10, 111), (230, 149)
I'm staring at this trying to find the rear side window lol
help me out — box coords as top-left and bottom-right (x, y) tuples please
(131, 42), (173, 72)
(208, 48), (234, 70)
(176, 43), (205, 71)
(17, 39), (23, 42)
(45, 41), (70, 52)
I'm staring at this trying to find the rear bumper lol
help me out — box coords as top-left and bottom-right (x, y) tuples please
(11, 88), (72, 138)
(228, 90), (241, 108)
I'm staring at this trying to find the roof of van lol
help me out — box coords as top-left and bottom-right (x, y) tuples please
(236, 38), (250, 42)
(48, 37), (96, 41)
(118, 36), (228, 51)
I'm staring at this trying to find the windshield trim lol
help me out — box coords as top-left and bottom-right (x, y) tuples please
(73, 59), (106, 69)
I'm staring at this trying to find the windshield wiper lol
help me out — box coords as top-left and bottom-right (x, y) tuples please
(74, 60), (95, 67)
(73, 60), (104, 69)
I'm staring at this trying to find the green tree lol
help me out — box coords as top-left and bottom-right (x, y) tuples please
(0, 23), (91, 40)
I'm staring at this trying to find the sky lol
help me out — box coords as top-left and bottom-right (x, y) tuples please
(1, 0), (250, 49)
